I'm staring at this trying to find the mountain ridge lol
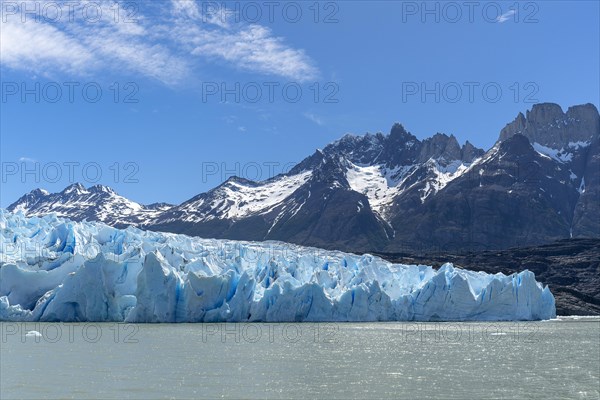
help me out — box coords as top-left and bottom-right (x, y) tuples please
(7, 102), (599, 253)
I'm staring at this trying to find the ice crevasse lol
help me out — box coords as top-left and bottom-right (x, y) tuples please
(0, 211), (556, 322)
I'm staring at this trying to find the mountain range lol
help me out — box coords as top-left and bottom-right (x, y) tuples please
(8, 102), (600, 253)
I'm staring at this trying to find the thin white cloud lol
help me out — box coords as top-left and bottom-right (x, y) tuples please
(171, 0), (202, 20)
(188, 25), (318, 82)
(19, 157), (37, 163)
(496, 10), (516, 23)
(168, 0), (318, 82)
(1, 0), (318, 84)
(0, 19), (95, 75)
(0, 1), (187, 84)
(304, 112), (324, 126)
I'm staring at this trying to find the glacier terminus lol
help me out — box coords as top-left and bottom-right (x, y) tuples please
(0, 210), (556, 322)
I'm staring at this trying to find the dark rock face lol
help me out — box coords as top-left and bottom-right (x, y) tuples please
(264, 175), (393, 251)
(499, 102), (599, 148)
(381, 123), (422, 167)
(388, 132), (585, 251)
(371, 239), (600, 316)
(571, 136), (600, 237)
(418, 133), (461, 164)
(461, 140), (485, 163)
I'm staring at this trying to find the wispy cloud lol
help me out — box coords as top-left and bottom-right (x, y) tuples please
(496, 10), (516, 23)
(169, 0), (318, 81)
(0, 1), (187, 84)
(304, 112), (324, 126)
(0, 0), (318, 84)
(0, 19), (95, 76)
(187, 25), (317, 81)
(19, 157), (37, 163)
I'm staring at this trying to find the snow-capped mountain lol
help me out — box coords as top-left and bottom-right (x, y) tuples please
(8, 183), (173, 227)
(8, 103), (599, 253)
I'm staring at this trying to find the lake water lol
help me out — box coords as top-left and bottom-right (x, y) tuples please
(1, 318), (598, 399)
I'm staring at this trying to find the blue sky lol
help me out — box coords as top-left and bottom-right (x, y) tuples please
(1, 0), (599, 207)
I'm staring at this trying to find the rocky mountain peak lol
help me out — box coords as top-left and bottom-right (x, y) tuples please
(322, 131), (386, 166)
(499, 103), (600, 149)
(527, 102), (565, 123)
(62, 182), (86, 194)
(498, 133), (534, 158)
(461, 140), (485, 163)
(501, 112), (527, 137)
(222, 176), (261, 188)
(288, 149), (326, 175)
(566, 103), (600, 137)
(389, 122), (410, 138)
(418, 133), (458, 163)
(310, 154), (350, 187)
(30, 188), (49, 197)
(89, 184), (116, 194)
(380, 124), (421, 167)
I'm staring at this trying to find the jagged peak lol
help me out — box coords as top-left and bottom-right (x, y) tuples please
(461, 140), (485, 163)
(62, 183), (87, 194)
(418, 132), (463, 164)
(222, 175), (260, 187)
(464, 139), (475, 147)
(59, 183), (120, 196)
(389, 123), (415, 140)
(89, 184), (116, 194)
(327, 131), (386, 148)
(29, 188), (49, 196)
(287, 149), (325, 175)
(498, 133), (534, 157)
(339, 132), (358, 141)
(498, 102), (600, 148)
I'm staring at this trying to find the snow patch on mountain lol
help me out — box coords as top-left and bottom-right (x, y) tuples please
(532, 142), (575, 163)
(419, 159), (471, 202)
(578, 177), (586, 194)
(568, 141), (591, 150)
(8, 184), (169, 226)
(174, 171), (312, 222)
(345, 162), (412, 219)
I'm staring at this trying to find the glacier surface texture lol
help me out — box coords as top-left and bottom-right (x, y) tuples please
(0, 211), (556, 322)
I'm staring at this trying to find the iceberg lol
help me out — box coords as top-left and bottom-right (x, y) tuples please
(0, 210), (556, 322)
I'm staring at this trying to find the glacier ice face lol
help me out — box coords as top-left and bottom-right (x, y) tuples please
(0, 210), (556, 322)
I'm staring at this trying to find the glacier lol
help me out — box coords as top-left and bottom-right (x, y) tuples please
(0, 210), (556, 322)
